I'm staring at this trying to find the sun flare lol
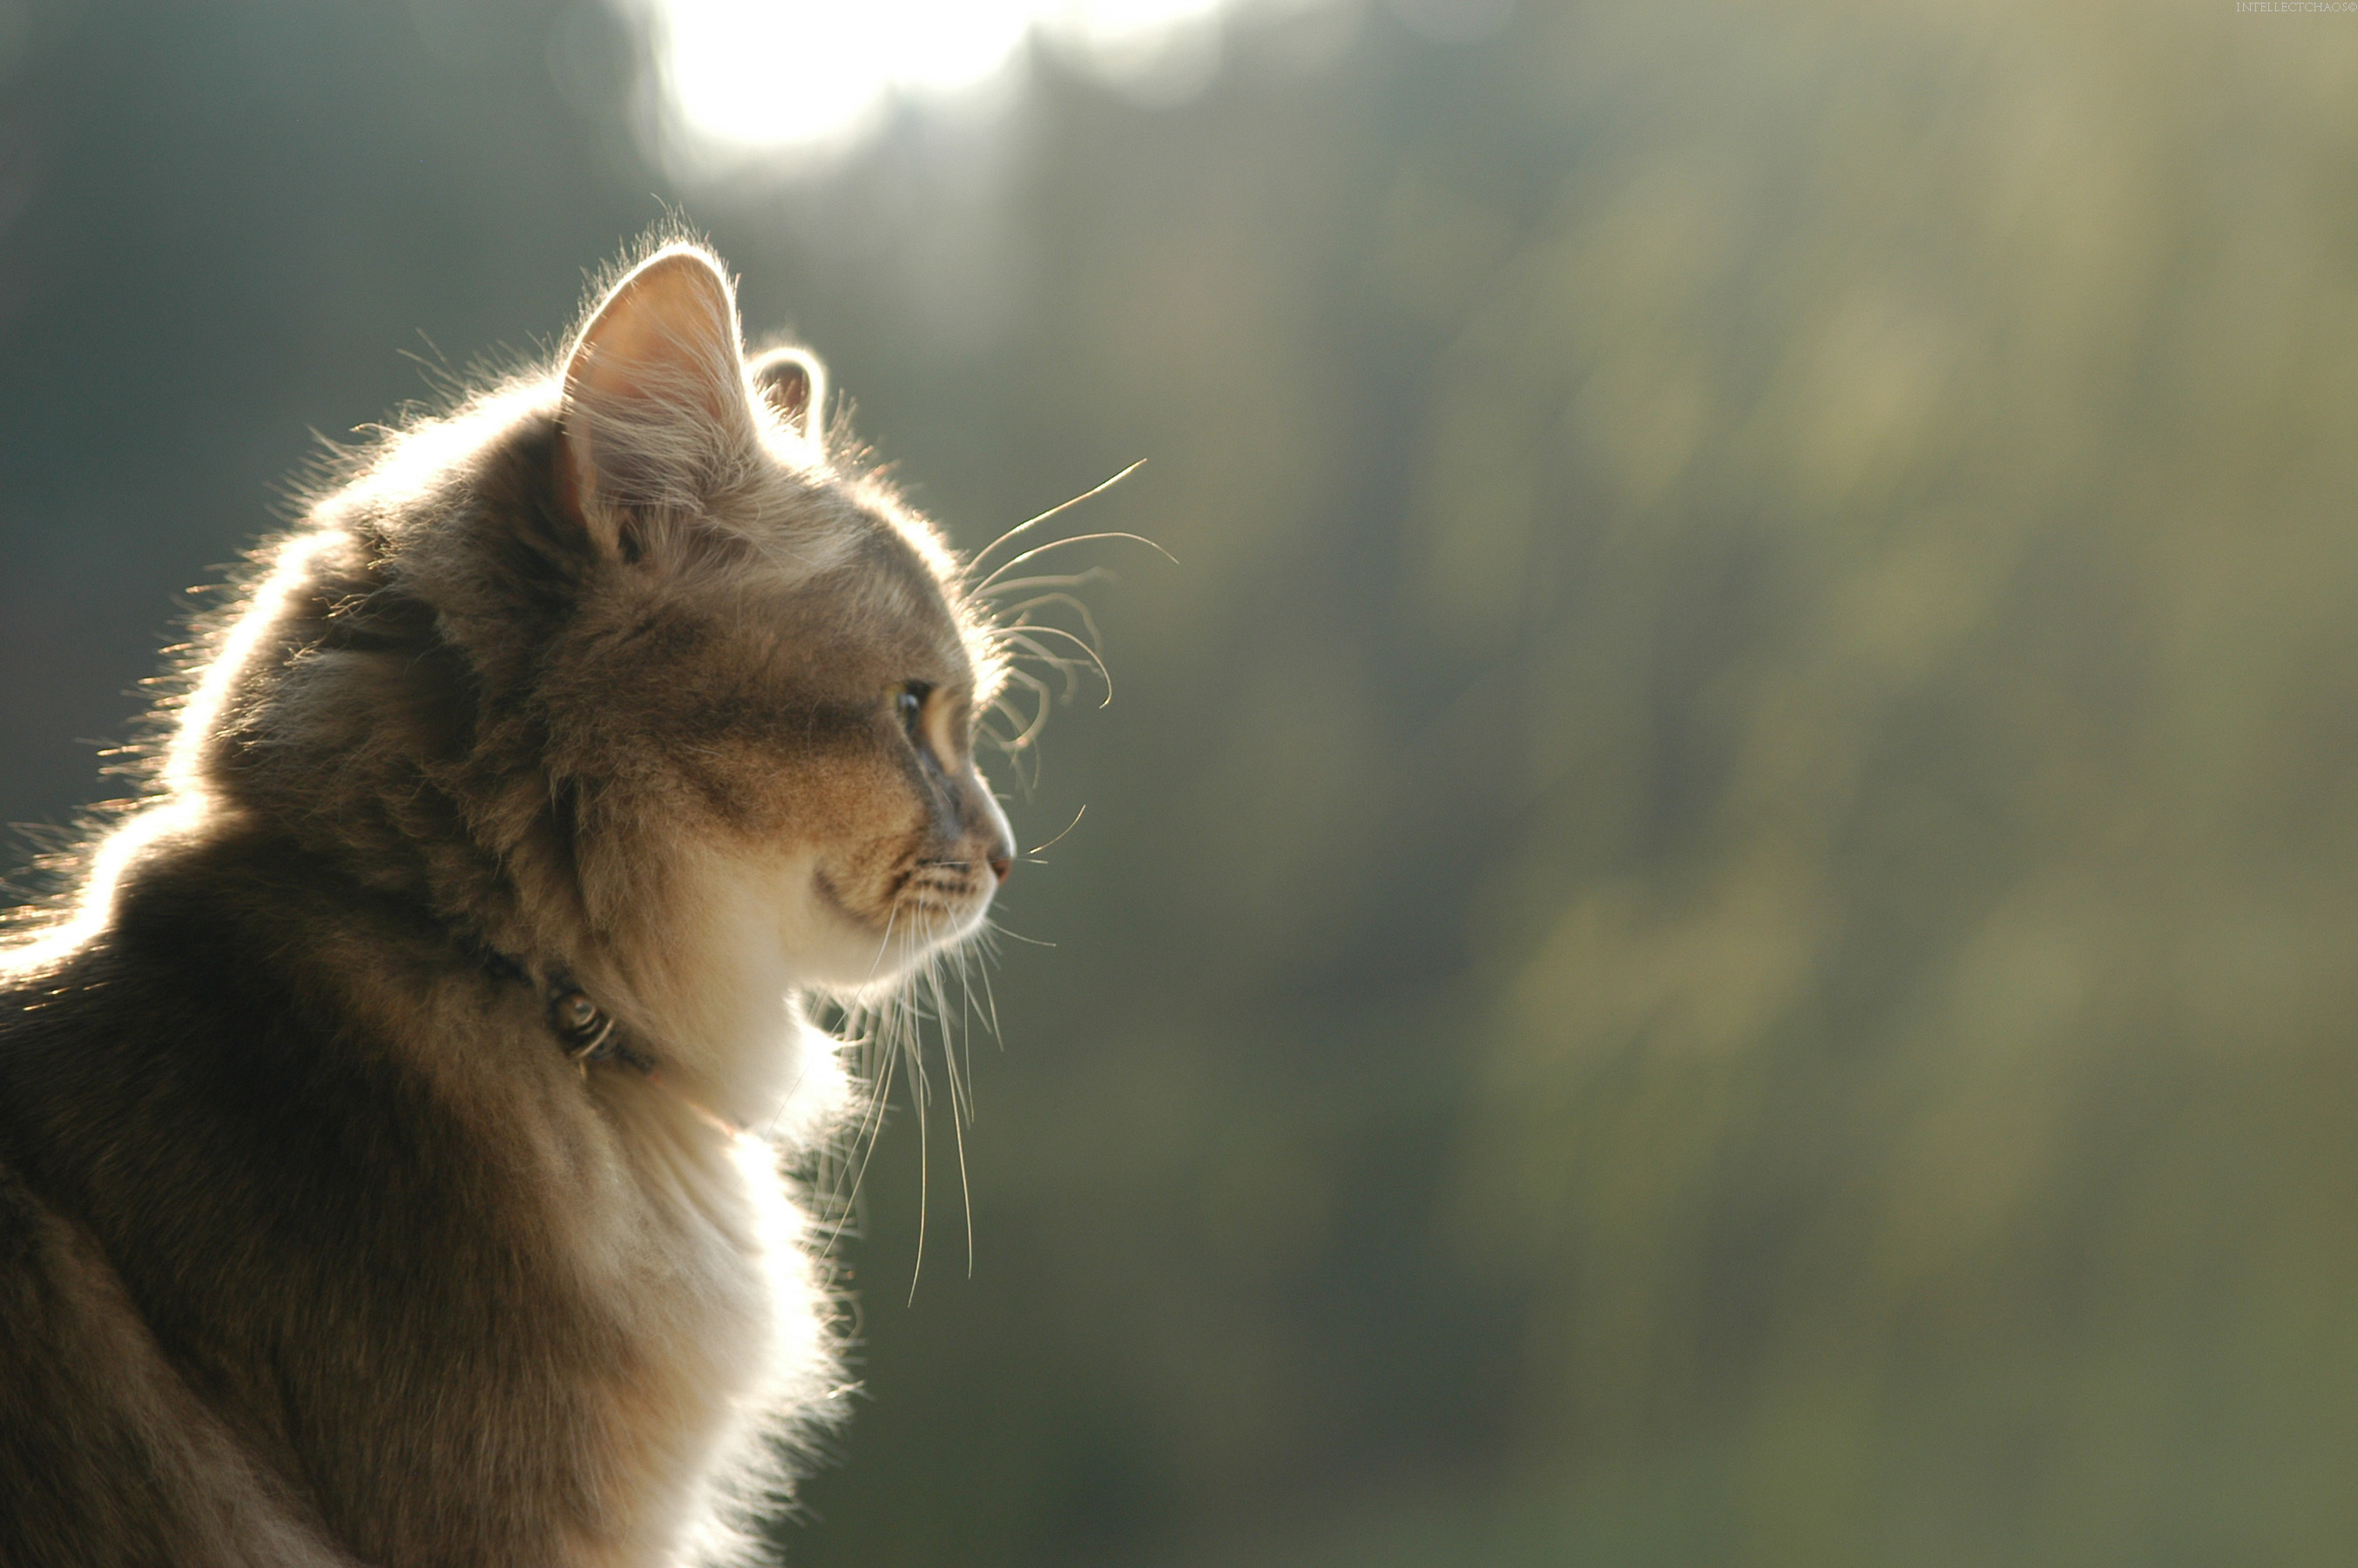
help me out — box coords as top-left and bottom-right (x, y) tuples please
(646, 0), (1233, 157)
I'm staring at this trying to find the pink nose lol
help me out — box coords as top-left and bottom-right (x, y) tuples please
(987, 848), (1012, 884)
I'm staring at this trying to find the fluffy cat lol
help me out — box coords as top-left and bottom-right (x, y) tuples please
(0, 241), (1015, 1566)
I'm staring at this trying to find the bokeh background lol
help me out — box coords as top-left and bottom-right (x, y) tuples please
(7, 0), (2358, 1562)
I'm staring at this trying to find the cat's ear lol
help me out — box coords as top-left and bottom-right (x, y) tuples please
(749, 345), (828, 446)
(556, 246), (757, 553)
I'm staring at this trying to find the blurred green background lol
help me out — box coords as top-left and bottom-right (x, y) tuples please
(8, 0), (2358, 1562)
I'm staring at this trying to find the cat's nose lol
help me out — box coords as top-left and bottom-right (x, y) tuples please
(972, 782), (1015, 884)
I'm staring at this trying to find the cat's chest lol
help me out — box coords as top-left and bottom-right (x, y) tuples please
(520, 1092), (819, 1547)
(578, 1090), (803, 1364)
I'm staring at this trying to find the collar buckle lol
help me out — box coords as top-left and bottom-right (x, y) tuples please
(551, 985), (618, 1071)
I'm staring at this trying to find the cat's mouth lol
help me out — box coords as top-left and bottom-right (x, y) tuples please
(806, 856), (997, 984)
(895, 856), (993, 908)
(889, 868), (995, 942)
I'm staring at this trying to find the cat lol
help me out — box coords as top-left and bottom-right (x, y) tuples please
(0, 240), (1016, 1566)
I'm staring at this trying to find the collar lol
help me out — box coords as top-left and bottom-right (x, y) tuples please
(547, 982), (656, 1077)
(480, 946), (742, 1138)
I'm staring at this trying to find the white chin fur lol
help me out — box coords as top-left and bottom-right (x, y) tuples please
(756, 847), (993, 993)
(640, 847), (989, 1132)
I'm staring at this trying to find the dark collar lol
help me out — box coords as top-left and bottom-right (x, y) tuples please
(476, 943), (741, 1136)
(474, 944), (656, 1078)
(545, 980), (658, 1078)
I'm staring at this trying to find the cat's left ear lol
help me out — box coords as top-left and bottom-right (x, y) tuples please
(750, 345), (828, 447)
(557, 245), (758, 553)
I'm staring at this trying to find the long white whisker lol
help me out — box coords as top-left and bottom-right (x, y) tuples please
(990, 625), (1111, 706)
(997, 591), (1106, 652)
(975, 569), (1114, 600)
(997, 667), (1056, 753)
(976, 531), (1175, 594)
(824, 1013), (899, 1264)
(861, 896), (904, 986)
(907, 972), (930, 1305)
(983, 916), (1057, 948)
(990, 632), (1085, 704)
(966, 461), (1146, 578)
(1024, 803), (1086, 859)
(924, 938), (977, 1275)
(976, 940), (1005, 1045)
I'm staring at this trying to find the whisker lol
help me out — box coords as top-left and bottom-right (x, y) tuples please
(998, 667), (1056, 753)
(815, 862), (1013, 1298)
(1024, 802), (1087, 858)
(980, 692), (1032, 759)
(990, 625), (1111, 706)
(823, 1014), (900, 1264)
(976, 949), (1005, 1046)
(1010, 595), (1106, 656)
(975, 531), (1175, 595)
(916, 951), (976, 1261)
(983, 917), (1057, 948)
(945, 979), (976, 1278)
(990, 632), (1085, 705)
(989, 583), (1106, 639)
(975, 568), (1115, 599)
(938, 943), (976, 1273)
(965, 460), (1146, 579)
(906, 941), (933, 1305)
(861, 896), (903, 985)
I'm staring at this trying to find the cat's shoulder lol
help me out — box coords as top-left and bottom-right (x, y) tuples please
(0, 1149), (360, 1567)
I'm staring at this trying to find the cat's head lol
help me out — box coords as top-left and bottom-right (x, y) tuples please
(535, 245), (1017, 996)
(195, 245), (1014, 1069)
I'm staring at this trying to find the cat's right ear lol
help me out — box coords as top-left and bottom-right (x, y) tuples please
(556, 246), (758, 558)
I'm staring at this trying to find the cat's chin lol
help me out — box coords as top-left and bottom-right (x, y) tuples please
(679, 844), (991, 996)
(798, 877), (995, 993)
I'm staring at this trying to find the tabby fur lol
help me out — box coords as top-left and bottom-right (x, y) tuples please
(0, 242), (1014, 1567)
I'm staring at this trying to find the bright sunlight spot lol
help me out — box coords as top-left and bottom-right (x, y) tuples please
(645, 0), (1233, 160)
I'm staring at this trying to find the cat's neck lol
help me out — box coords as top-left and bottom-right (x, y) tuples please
(544, 842), (849, 1147)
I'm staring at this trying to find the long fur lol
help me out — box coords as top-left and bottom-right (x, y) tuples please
(0, 241), (1015, 1567)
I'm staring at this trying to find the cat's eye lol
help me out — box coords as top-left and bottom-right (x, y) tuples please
(892, 683), (930, 740)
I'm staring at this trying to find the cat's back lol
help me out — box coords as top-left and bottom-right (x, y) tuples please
(0, 825), (652, 1567)
(0, 834), (375, 1568)
(0, 1147), (373, 1567)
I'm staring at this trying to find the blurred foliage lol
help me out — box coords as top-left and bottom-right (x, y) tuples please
(7, 0), (2358, 1564)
